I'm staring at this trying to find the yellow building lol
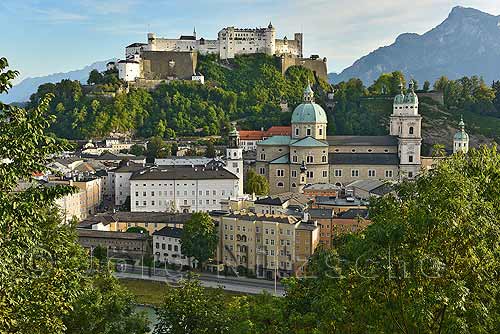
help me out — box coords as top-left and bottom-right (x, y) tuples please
(216, 212), (319, 280)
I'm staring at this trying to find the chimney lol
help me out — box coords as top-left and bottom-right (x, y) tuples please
(303, 211), (309, 222)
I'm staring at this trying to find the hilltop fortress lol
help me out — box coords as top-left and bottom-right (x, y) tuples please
(116, 23), (328, 84)
(126, 23), (303, 60)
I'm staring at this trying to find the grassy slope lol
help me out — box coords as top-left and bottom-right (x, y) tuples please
(119, 278), (243, 307)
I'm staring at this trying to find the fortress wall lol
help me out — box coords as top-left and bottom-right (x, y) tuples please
(280, 55), (328, 81)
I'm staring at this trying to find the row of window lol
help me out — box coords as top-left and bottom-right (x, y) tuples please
(294, 127), (323, 137)
(155, 243), (179, 252)
(134, 190), (229, 197)
(224, 225), (293, 236)
(135, 199), (219, 207)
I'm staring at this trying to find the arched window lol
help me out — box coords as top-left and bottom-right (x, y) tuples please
(291, 183), (297, 188)
(322, 155), (327, 163)
(409, 127), (414, 135)
(277, 182), (284, 187)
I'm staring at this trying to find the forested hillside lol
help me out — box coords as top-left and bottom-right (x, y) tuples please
(27, 54), (327, 140)
(25, 54), (500, 150)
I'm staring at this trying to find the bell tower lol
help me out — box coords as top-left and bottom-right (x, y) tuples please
(453, 116), (469, 154)
(225, 124), (243, 196)
(390, 80), (422, 179)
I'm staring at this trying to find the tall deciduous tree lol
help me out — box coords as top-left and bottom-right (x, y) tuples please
(154, 276), (230, 334)
(64, 273), (150, 334)
(180, 212), (218, 266)
(0, 57), (88, 333)
(244, 169), (269, 196)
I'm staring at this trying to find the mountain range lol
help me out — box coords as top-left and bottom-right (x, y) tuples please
(329, 6), (500, 85)
(0, 59), (114, 104)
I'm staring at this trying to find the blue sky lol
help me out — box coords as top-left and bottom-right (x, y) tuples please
(2, 0), (500, 82)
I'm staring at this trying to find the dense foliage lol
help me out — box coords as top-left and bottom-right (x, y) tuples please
(64, 273), (150, 334)
(180, 212), (219, 266)
(0, 57), (147, 334)
(27, 54), (327, 140)
(243, 169), (270, 196)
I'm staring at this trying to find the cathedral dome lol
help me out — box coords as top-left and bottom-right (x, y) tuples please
(291, 84), (328, 124)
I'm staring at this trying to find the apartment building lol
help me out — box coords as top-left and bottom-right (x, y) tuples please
(217, 212), (319, 280)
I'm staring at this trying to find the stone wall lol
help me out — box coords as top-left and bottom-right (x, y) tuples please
(280, 55), (328, 81)
(141, 51), (197, 80)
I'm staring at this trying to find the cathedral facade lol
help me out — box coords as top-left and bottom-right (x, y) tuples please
(255, 83), (422, 195)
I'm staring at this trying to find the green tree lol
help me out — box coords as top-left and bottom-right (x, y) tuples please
(423, 80), (431, 92)
(129, 144), (146, 156)
(147, 136), (170, 161)
(180, 212), (218, 266)
(93, 245), (108, 264)
(87, 69), (103, 85)
(205, 140), (216, 158)
(0, 57), (88, 334)
(126, 226), (148, 234)
(244, 169), (269, 195)
(64, 273), (150, 334)
(154, 276), (231, 334)
(283, 146), (500, 333)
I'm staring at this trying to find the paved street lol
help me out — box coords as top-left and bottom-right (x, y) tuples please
(114, 266), (285, 296)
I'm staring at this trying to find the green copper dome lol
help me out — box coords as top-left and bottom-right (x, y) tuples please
(291, 103), (327, 124)
(291, 84), (328, 124)
(454, 116), (468, 141)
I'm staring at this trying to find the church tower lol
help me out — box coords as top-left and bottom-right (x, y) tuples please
(225, 124), (244, 196)
(390, 81), (422, 179)
(453, 116), (469, 154)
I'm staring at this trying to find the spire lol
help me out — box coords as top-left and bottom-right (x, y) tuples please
(268, 21), (273, 29)
(193, 26), (196, 39)
(303, 81), (314, 102)
(408, 79), (415, 93)
(399, 81), (404, 94)
(459, 115), (465, 130)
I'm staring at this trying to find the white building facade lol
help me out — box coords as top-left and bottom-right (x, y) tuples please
(130, 166), (240, 213)
(153, 226), (193, 267)
(126, 23), (302, 60)
(389, 81), (422, 179)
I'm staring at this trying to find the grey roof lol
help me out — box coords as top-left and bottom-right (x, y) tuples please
(254, 192), (309, 206)
(329, 153), (399, 165)
(315, 196), (369, 207)
(308, 208), (334, 219)
(130, 166), (238, 181)
(347, 179), (386, 192)
(327, 135), (398, 147)
(370, 183), (394, 197)
(296, 222), (319, 231)
(126, 42), (147, 48)
(153, 226), (183, 238)
(155, 156), (215, 166)
(76, 228), (148, 240)
(337, 208), (369, 219)
(97, 152), (146, 160)
(114, 161), (145, 173)
(113, 212), (192, 224)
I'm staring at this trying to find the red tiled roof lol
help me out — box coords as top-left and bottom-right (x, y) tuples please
(239, 130), (264, 141)
(265, 126), (292, 136)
